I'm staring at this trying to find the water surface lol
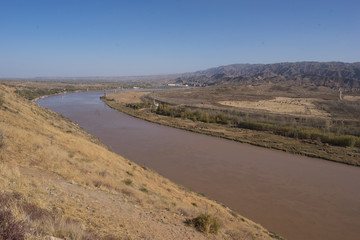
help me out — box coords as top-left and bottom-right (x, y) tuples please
(37, 91), (360, 240)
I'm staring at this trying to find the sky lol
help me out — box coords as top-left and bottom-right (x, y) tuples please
(0, 0), (359, 78)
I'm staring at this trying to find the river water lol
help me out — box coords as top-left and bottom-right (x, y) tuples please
(37, 90), (360, 240)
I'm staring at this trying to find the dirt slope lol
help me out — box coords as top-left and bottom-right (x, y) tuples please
(0, 85), (279, 239)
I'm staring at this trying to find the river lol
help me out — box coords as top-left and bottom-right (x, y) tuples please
(37, 90), (360, 240)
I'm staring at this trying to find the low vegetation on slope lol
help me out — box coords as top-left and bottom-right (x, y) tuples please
(0, 80), (120, 101)
(0, 84), (279, 239)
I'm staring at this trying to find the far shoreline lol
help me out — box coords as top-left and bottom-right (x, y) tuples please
(101, 90), (360, 167)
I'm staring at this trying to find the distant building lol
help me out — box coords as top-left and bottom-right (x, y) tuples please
(167, 83), (189, 87)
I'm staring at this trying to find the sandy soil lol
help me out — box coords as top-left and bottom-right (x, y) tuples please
(219, 97), (331, 118)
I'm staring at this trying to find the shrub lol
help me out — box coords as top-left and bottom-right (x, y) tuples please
(139, 187), (148, 193)
(98, 170), (108, 177)
(215, 113), (229, 124)
(238, 121), (275, 131)
(327, 135), (356, 147)
(121, 188), (135, 197)
(124, 179), (132, 186)
(297, 129), (312, 139)
(93, 180), (103, 188)
(0, 193), (98, 240)
(0, 131), (4, 148)
(0, 93), (4, 106)
(0, 209), (25, 240)
(355, 137), (360, 148)
(126, 103), (147, 109)
(186, 214), (220, 234)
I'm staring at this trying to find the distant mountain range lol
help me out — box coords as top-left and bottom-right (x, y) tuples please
(174, 62), (360, 89)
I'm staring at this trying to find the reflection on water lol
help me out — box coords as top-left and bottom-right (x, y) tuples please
(37, 91), (360, 240)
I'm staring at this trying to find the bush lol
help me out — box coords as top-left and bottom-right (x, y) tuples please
(238, 121), (275, 131)
(155, 104), (230, 125)
(327, 135), (356, 147)
(0, 131), (4, 148)
(0, 93), (4, 106)
(0, 209), (25, 240)
(215, 114), (229, 124)
(124, 179), (132, 186)
(355, 137), (360, 148)
(93, 180), (103, 188)
(126, 103), (147, 109)
(139, 187), (148, 193)
(186, 213), (220, 234)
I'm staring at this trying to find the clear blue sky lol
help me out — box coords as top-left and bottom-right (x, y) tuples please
(0, 0), (359, 77)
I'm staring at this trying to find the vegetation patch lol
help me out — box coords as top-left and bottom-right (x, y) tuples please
(0, 209), (25, 240)
(139, 187), (148, 193)
(185, 213), (220, 234)
(124, 178), (133, 186)
(154, 104), (360, 148)
(14, 88), (66, 100)
(241, 121), (360, 148)
(0, 192), (97, 240)
(126, 102), (151, 109)
(0, 131), (4, 148)
(0, 93), (4, 106)
(155, 104), (229, 124)
(268, 231), (286, 240)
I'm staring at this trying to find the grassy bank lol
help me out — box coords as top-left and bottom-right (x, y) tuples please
(103, 91), (360, 166)
(153, 103), (360, 148)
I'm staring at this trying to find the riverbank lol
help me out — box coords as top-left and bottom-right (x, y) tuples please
(37, 89), (360, 240)
(1, 85), (281, 239)
(103, 91), (360, 166)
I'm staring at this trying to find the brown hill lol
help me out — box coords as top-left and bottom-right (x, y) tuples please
(0, 84), (278, 239)
(175, 62), (360, 89)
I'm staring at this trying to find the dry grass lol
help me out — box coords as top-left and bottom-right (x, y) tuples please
(219, 97), (330, 118)
(343, 95), (360, 101)
(0, 84), (277, 239)
(107, 90), (149, 104)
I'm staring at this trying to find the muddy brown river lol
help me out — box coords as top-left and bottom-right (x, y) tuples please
(37, 90), (360, 240)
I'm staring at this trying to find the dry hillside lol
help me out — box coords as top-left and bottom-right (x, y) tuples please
(175, 62), (360, 88)
(0, 84), (279, 239)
